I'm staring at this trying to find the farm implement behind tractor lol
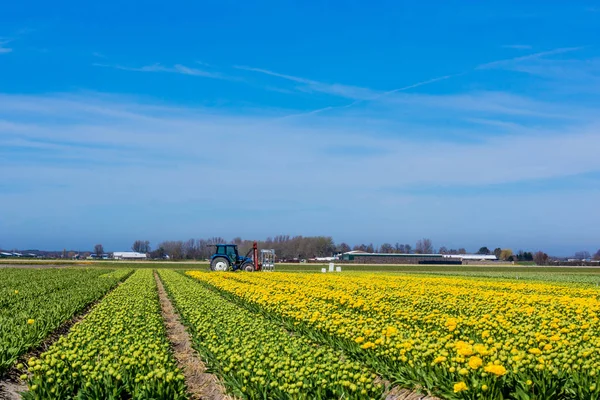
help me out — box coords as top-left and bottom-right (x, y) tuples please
(209, 241), (275, 272)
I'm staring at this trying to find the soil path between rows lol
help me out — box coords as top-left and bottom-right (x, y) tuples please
(384, 385), (441, 400)
(154, 272), (231, 400)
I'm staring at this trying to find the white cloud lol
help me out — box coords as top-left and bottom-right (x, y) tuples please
(0, 39), (13, 54)
(94, 62), (227, 79)
(476, 46), (583, 70)
(1, 91), (599, 189)
(502, 44), (532, 50)
(235, 65), (380, 100)
(2, 91), (600, 251)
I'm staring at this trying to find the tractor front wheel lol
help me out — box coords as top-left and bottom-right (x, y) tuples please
(242, 262), (255, 272)
(210, 257), (230, 271)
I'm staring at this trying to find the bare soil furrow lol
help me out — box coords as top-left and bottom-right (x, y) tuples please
(154, 272), (231, 400)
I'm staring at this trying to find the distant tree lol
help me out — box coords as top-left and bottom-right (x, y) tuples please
(499, 249), (513, 261)
(182, 239), (197, 259)
(574, 251), (591, 260)
(62, 248), (67, 259)
(159, 241), (185, 260)
(595, 249), (600, 261)
(493, 248), (502, 259)
(415, 238), (433, 254)
(94, 244), (104, 256)
(337, 243), (351, 254)
(533, 251), (549, 265)
(438, 246), (449, 254)
(353, 244), (367, 252)
(477, 247), (490, 255)
(380, 243), (394, 253)
(514, 251), (533, 261)
(395, 243), (412, 253)
(366, 243), (375, 253)
(132, 240), (151, 253)
(149, 247), (166, 259)
(458, 248), (467, 254)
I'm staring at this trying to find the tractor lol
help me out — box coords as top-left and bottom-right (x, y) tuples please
(209, 241), (275, 272)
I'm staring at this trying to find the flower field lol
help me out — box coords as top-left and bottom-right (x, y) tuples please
(21, 269), (186, 399)
(3, 267), (599, 400)
(158, 269), (384, 399)
(187, 271), (600, 400)
(0, 268), (131, 374)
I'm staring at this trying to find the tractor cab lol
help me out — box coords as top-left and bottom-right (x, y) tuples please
(210, 244), (255, 272)
(216, 244), (239, 262)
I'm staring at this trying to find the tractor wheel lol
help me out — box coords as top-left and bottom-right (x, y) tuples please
(242, 262), (255, 272)
(210, 257), (230, 271)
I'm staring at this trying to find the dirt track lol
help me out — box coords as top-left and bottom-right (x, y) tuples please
(154, 272), (231, 400)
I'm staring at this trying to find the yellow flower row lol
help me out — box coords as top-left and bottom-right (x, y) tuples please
(159, 269), (384, 399)
(187, 271), (600, 399)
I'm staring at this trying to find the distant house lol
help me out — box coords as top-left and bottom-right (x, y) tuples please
(113, 252), (147, 260)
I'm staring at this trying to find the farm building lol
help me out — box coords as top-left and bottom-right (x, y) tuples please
(341, 251), (460, 264)
(443, 254), (497, 261)
(113, 251), (147, 260)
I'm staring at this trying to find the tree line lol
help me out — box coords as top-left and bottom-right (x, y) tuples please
(90, 237), (600, 265)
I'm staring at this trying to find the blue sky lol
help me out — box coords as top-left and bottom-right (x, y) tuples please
(1, 1), (600, 255)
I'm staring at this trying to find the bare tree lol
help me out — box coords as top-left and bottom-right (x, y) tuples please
(415, 238), (433, 254)
(458, 248), (467, 254)
(533, 251), (549, 265)
(499, 249), (513, 261)
(337, 243), (351, 254)
(132, 240), (151, 253)
(380, 243), (394, 253)
(574, 251), (591, 260)
(354, 244), (368, 252)
(182, 239), (195, 259)
(149, 246), (166, 259)
(94, 244), (104, 256)
(159, 241), (185, 260)
(595, 249), (600, 261)
(438, 246), (448, 254)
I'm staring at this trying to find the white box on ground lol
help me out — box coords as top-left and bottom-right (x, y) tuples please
(329, 262), (334, 272)
(321, 268), (327, 273)
(336, 266), (341, 272)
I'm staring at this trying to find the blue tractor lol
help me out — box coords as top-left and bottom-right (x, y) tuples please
(209, 243), (256, 272)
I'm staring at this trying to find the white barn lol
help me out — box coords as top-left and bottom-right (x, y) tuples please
(113, 252), (147, 260)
